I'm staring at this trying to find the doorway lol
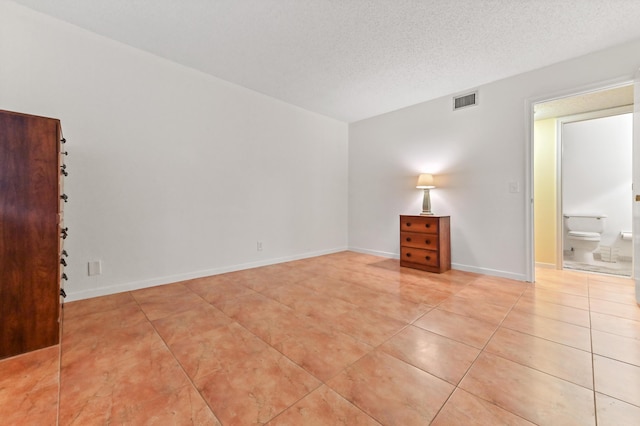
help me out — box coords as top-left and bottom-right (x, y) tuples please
(533, 84), (634, 277)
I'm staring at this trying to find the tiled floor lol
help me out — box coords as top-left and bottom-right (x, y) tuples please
(2, 251), (640, 425)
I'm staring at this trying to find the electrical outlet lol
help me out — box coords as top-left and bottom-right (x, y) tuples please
(88, 260), (102, 276)
(257, 241), (263, 251)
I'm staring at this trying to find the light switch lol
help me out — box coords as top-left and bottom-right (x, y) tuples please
(88, 260), (102, 276)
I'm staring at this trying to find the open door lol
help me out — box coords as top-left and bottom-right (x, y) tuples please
(634, 69), (640, 303)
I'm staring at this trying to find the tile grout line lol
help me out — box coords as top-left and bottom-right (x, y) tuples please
(131, 288), (225, 425)
(430, 285), (534, 425)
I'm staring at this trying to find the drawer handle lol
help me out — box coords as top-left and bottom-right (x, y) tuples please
(425, 240), (431, 244)
(425, 256), (431, 261)
(405, 253), (412, 258)
(425, 224), (430, 228)
(406, 222), (411, 227)
(406, 237), (412, 242)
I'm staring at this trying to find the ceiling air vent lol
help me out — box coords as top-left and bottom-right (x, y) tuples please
(453, 91), (478, 110)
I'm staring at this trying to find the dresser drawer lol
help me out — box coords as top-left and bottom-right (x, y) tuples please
(400, 247), (439, 268)
(400, 231), (439, 250)
(400, 216), (439, 234)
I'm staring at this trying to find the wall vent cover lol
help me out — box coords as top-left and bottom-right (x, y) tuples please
(453, 91), (478, 110)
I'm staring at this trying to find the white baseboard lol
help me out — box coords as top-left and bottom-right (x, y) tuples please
(451, 262), (528, 282)
(65, 246), (348, 302)
(347, 246), (399, 259)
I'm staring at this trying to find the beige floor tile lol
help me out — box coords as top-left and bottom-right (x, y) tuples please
(414, 309), (498, 348)
(431, 388), (535, 426)
(501, 308), (591, 351)
(590, 311), (640, 340)
(460, 352), (595, 425)
(513, 297), (590, 327)
(593, 355), (640, 406)
(436, 296), (512, 326)
(8, 255), (638, 425)
(592, 329), (640, 366)
(379, 325), (479, 384)
(485, 327), (593, 389)
(596, 392), (640, 426)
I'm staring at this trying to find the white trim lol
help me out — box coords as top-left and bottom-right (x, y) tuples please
(64, 246), (348, 301)
(451, 262), (528, 282)
(348, 246), (399, 259)
(526, 76), (634, 284)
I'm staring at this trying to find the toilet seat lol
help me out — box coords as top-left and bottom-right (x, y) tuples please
(568, 231), (600, 241)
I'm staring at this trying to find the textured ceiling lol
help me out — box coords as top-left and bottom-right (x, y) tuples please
(10, 0), (640, 122)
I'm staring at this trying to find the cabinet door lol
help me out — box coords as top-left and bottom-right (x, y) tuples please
(0, 110), (61, 359)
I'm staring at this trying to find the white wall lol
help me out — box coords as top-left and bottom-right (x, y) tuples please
(562, 113), (633, 259)
(0, 2), (348, 301)
(349, 39), (640, 280)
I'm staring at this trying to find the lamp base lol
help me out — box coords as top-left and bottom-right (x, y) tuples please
(420, 188), (433, 216)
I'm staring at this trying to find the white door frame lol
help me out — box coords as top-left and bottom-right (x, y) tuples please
(525, 76), (634, 283)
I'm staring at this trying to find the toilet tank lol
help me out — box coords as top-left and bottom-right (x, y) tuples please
(563, 214), (607, 233)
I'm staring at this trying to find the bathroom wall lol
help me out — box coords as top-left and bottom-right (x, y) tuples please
(562, 113), (633, 260)
(534, 118), (557, 267)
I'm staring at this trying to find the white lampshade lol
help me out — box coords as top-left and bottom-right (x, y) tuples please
(416, 173), (435, 188)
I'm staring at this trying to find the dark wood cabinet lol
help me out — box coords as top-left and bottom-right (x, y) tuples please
(400, 215), (451, 273)
(1, 110), (64, 359)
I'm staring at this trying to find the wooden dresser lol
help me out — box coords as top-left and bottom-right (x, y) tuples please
(0, 110), (66, 359)
(400, 215), (451, 273)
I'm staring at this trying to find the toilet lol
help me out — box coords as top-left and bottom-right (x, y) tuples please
(563, 214), (607, 263)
